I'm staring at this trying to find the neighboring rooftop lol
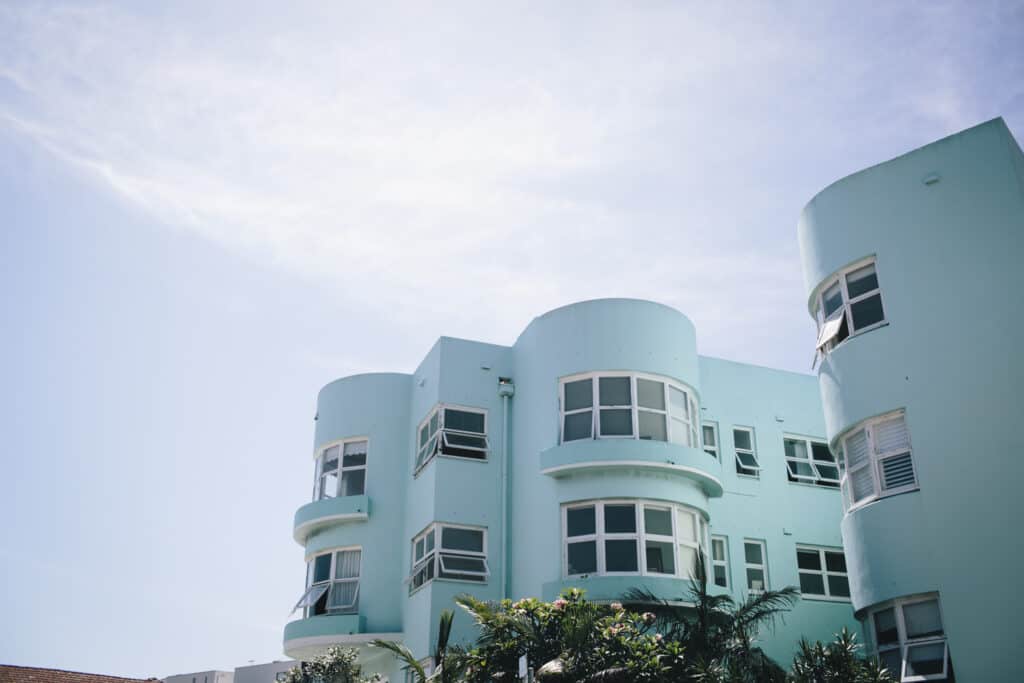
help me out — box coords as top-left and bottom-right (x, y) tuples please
(0, 665), (159, 683)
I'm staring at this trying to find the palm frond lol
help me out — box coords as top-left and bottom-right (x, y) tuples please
(370, 640), (426, 682)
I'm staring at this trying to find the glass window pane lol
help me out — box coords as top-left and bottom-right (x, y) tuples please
(713, 565), (727, 587)
(294, 583), (329, 609)
(678, 544), (697, 577)
(799, 573), (826, 595)
(313, 554), (332, 583)
(811, 442), (835, 462)
(746, 567), (765, 591)
(827, 575), (850, 597)
(335, 550), (361, 579)
(415, 538), (424, 561)
(733, 429), (752, 451)
(702, 425), (716, 446)
(600, 409), (633, 436)
(676, 510), (696, 543)
(845, 264), (879, 298)
(342, 441), (367, 466)
(737, 451), (759, 468)
(643, 507), (672, 536)
(670, 418), (688, 446)
(816, 463), (840, 481)
(567, 506), (596, 537)
(873, 608), (899, 646)
(822, 282), (843, 317)
(444, 432), (488, 449)
(785, 438), (808, 461)
(825, 551), (847, 573)
(441, 555), (487, 573)
(444, 409), (485, 434)
(605, 539), (638, 572)
(564, 379), (593, 411)
(320, 472), (338, 498)
(797, 550), (822, 570)
(645, 541), (675, 574)
(441, 527), (484, 552)
(638, 411), (667, 441)
(787, 459), (816, 479)
(711, 538), (725, 562)
(322, 444), (341, 461)
(604, 504), (636, 533)
(420, 424), (429, 448)
(744, 542), (763, 565)
(669, 386), (687, 418)
(328, 581), (358, 611)
(851, 294), (884, 330)
(598, 377), (631, 406)
(341, 469), (366, 497)
(905, 642), (945, 677)
(903, 600), (943, 638)
(567, 541), (597, 575)
(429, 411), (439, 435)
(563, 412), (593, 441)
(878, 649), (902, 678)
(637, 379), (665, 409)
(322, 456), (338, 473)
(425, 530), (435, 553)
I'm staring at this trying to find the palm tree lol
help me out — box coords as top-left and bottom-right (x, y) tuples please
(623, 550), (798, 682)
(371, 609), (464, 683)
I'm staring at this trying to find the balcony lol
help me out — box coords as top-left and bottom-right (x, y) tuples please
(293, 495), (370, 545)
(539, 439), (723, 497)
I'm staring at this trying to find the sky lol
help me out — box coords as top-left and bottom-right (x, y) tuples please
(1, 0), (1022, 678)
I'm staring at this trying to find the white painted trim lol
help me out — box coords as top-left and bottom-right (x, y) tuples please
(294, 512), (370, 543)
(795, 544), (850, 602)
(540, 460), (722, 488)
(415, 403), (489, 475)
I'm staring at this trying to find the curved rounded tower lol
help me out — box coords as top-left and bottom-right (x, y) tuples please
(797, 118), (1024, 681)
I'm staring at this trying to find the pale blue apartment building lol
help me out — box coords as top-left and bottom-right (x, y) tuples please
(283, 118), (1022, 681)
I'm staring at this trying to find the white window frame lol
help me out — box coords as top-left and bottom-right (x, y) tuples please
(312, 438), (369, 501)
(561, 499), (708, 579)
(415, 404), (489, 474)
(558, 372), (700, 447)
(813, 256), (887, 355)
(795, 545), (850, 602)
(742, 539), (769, 593)
(837, 410), (918, 513)
(409, 522), (489, 593)
(702, 421), (719, 460)
(293, 546), (361, 617)
(733, 426), (760, 477)
(866, 594), (949, 682)
(710, 535), (730, 589)
(783, 435), (840, 488)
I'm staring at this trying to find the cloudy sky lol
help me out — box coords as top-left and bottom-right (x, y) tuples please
(2, 0), (1022, 677)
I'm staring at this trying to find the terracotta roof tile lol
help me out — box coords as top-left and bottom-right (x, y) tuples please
(0, 664), (160, 683)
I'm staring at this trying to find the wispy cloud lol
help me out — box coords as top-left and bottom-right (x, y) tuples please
(2, 1), (1021, 368)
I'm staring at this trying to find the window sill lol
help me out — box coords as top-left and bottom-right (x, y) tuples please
(823, 321), (889, 357)
(844, 486), (920, 517)
(408, 577), (489, 596)
(800, 594), (852, 604)
(787, 480), (841, 491)
(413, 454), (490, 478)
(735, 473), (761, 480)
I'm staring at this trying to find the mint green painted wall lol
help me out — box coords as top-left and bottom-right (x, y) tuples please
(798, 118), (1024, 680)
(284, 299), (861, 672)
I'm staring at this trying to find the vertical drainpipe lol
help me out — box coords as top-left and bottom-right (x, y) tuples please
(498, 377), (515, 600)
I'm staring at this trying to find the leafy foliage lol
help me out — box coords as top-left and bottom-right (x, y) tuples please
(278, 646), (381, 683)
(372, 609), (467, 683)
(789, 628), (894, 683)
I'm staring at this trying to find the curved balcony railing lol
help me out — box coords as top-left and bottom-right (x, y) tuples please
(293, 495), (370, 544)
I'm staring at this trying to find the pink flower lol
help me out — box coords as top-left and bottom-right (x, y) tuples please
(642, 612), (656, 625)
(553, 598), (568, 610)
(610, 602), (623, 611)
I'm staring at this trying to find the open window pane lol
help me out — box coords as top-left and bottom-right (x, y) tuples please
(599, 377), (631, 406)
(604, 504), (636, 533)
(439, 555), (488, 574)
(328, 581), (358, 611)
(293, 583), (329, 612)
(563, 412), (593, 441)
(816, 312), (846, 349)
(444, 409), (485, 434)
(567, 541), (597, 575)
(599, 409), (633, 436)
(441, 527), (484, 552)
(637, 379), (665, 409)
(644, 507), (673, 536)
(340, 469), (365, 496)
(638, 411), (667, 441)
(567, 506), (596, 537)
(645, 541), (675, 574)
(443, 432), (488, 450)
(787, 459), (816, 479)
(564, 379), (593, 411)
(737, 451), (760, 469)
(313, 554), (332, 583)
(605, 540), (638, 572)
